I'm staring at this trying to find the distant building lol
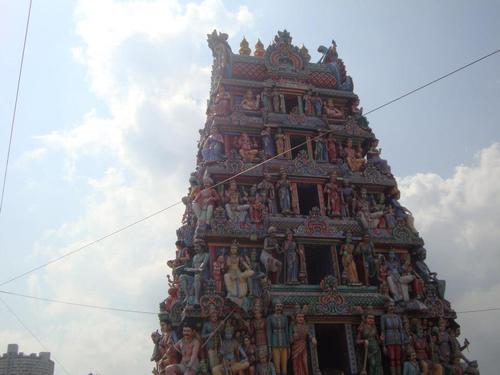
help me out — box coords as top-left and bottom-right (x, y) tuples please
(0, 344), (54, 375)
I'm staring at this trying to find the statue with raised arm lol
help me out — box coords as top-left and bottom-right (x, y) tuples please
(179, 239), (210, 305)
(166, 324), (200, 375)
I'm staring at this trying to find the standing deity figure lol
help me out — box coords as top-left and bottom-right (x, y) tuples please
(324, 173), (341, 217)
(192, 176), (219, 227)
(201, 126), (224, 162)
(357, 188), (384, 230)
(257, 173), (277, 214)
(381, 301), (404, 375)
(274, 128), (286, 156)
(213, 85), (232, 116)
(410, 318), (432, 375)
(340, 179), (356, 218)
(271, 87), (282, 113)
(151, 318), (179, 375)
(290, 308), (316, 375)
(355, 234), (377, 285)
(242, 335), (257, 375)
(261, 87), (272, 112)
(250, 306), (269, 354)
(311, 93), (323, 116)
(212, 324), (250, 375)
(323, 98), (344, 119)
(261, 127), (276, 158)
(224, 180), (250, 223)
(165, 325), (200, 375)
(341, 233), (360, 285)
(314, 131), (328, 161)
(179, 239), (210, 305)
(237, 133), (259, 163)
(303, 90), (314, 116)
(245, 249), (266, 297)
(201, 307), (221, 371)
(276, 171), (292, 214)
(249, 189), (267, 224)
(256, 350), (277, 375)
(266, 301), (290, 375)
(436, 319), (452, 370)
(241, 89), (260, 110)
(212, 254), (225, 294)
(386, 251), (414, 303)
(327, 133), (338, 162)
(224, 241), (255, 306)
(260, 226), (282, 283)
(356, 312), (383, 375)
(282, 229), (299, 284)
(343, 138), (366, 172)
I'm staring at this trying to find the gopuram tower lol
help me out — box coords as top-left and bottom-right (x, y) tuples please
(150, 30), (479, 375)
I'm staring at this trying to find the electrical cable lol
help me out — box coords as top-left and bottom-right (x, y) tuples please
(1, 47), (499, 288)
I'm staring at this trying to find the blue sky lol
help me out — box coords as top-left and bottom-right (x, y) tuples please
(1, 1), (499, 374)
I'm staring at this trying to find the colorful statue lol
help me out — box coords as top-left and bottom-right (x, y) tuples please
(250, 305), (268, 354)
(274, 128), (286, 156)
(356, 312), (383, 375)
(261, 127), (277, 158)
(237, 133), (259, 162)
(224, 241), (255, 306)
(314, 131), (328, 161)
(403, 351), (421, 375)
(179, 239), (210, 305)
(242, 335), (257, 375)
(282, 229), (299, 284)
(357, 188), (384, 230)
(340, 179), (356, 218)
(224, 179), (250, 223)
(192, 176), (219, 227)
(380, 301), (404, 375)
(344, 138), (366, 172)
(261, 87), (272, 111)
(387, 187), (418, 235)
(201, 307), (221, 371)
(341, 233), (360, 285)
(303, 91), (314, 116)
(151, 318), (179, 375)
(261, 226), (282, 283)
(410, 318), (432, 375)
(271, 87), (283, 113)
(212, 254), (225, 294)
(201, 126), (224, 162)
(266, 301), (290, 375)
(355, 234), (377, 285)
(437, 319), (452, 369)
(212, 324), (250, 375)
(213, 85), (232, 116)
(324, 173), (341, 217)
(276, 171), (292, 214)
(290, 307), (316, 375)
(326, 133), (338, 162)
(386, 251), (414, 303)
(311, 93), (322, 116)
(255, 350), (276, 375)
(241, 89), (259, 110)
(257, 173), (277, 214)
(323, 98), (343, 119)
(165, 324), (200, 375)
(249, 190), (267, 224)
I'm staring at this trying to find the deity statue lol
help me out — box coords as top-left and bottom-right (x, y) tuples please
(355, 234), (377, 285)
(213, 85), (232, 116)
(271, 87), (282, 113)
(303, 90), (314, 116)
(387, 187), (418, 235)
(436, 319), (452, 370)
(201, 126), (224, 162)
(212, 254), (225, 294)
(250, 305), (268, 354)
(249, 189), (267, 224)
(167, 240), (191, 277)
(341, 233), (360, 285)
(245, 249), (266, 297)
(403, 351), (421, 375)
(192, 176), (219, 227)
(236, 133), (259, 163)
(224, 179), (250, 223)
(323, 98), (344, 119)
(165, 324), (200, 375)
(261, 87), (272, 112)
(282, 229), (299, 284)
(356, 312), (383, 375)
(290, 307), (316, 375)
(241, 89), (260, 111)
(311, 93), (323, 116)
(380, 301), (404, 375)
(340, 180), (356, 218)
(275, 171), (292, 214)
(324, 173), (341, 217)
(386, 251), (414, 303)
(257, 173), (277, 214)
(411, 247), (446, 298)
(274, 128), (286, 156)
(314, 131), (328, 161)
(242, 335), (257, 375)
(367, 138), (391, 175)
(410, 318), (432, 375)
(357, 188), (385, 230)
(224, 241), (255, 306)
(343, 138), (366, 172)
(326, 133), (338, 162)
(266, 301), (290, 375)
(212, 324), (250, 375)
(201, 307), (221, 371)
(261, 226), (282, 283)
(179, 239), (210, 305)
(255, 350), (277, 375)
(261, 127), (276, 158)
(151, 318), (179, 375)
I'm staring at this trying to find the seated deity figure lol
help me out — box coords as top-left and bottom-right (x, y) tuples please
(236, 133), (259, 163)
(343, 138), (366, 172)
(240, 89), (260, 111)
(179, 239), (210, 305)
(386, 251), (414, 303)
(192, 176), (219, 227)
(224, 180), (250, 223)
(201, 127), (224, 162)
(213, 85), (232, 116)
(224, 241), (255, 306)
(212, 324), (249, 375)
(323, 98), (344, 119)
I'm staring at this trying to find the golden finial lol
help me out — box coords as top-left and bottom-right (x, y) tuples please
(239, 37), (251, 56)
(254, 38), (265, 58)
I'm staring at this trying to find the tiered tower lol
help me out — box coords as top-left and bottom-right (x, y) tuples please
(150, 31), (478, 375)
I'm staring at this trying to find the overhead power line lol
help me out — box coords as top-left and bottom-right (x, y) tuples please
(0, 0), (33, 217)
(1, 47), (499, 288)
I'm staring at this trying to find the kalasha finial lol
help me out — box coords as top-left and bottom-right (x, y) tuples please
(239, 37), (251, 56)
(254, 38), (265, 57)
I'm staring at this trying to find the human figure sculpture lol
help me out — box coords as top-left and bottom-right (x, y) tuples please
(290, 308), (316, 375)
(410, 318), (432, 375)
(249, 191), (267, 224)
(245, 249), (266, 297)
(436, 319), (452, 370)
(381, 301), (404, 375)
(257, 173), (277, 214)
(282, 229), (299, 284)
(165, 325), (200, 375)
(355, 234), (377, 285)
(224, 179), (250, 223)
(151, 318), (179, 375)
(201, 307), (221, 371)
(276, 171), (292, 214)
(274, 128), (286, 156)
(340, 180), (356, 218)
(357, 188), (384, 230)
(201, 127), (224, 162)
(356, 312), (383, 375)
(344, 138), (366, 172)
(255, 350), (277, 375)
(212, 324), (250, 375)
(324, 173), (341, 217)
(250, 306), (268, 354)
(167, 240), (191, 278)
(314, 132), (328, 161)
(341, 233), (360, 285)
(261, 226), (282, 283)
(261, 87), (272, 112)
(271, 88), (282, 113)
(386, 251), (414, 303)
(241, 89), (259, 111)
(224, 241), (255, 306)
(242, 335), (257, 375)
(179, 239), (210, 305)
(323, 98), (343, 119)
(266, 301), (290, 375)
(213, 86), (232, 116)
(387, 187), (418, 235)
(311, 93), (323, 116)
(261, 127), (276, 159)
(213, 254), (225, 294)
(237, 133), (259, 163)
(367, 138), (391, 175)
(192, 177), (219, 227)
(303, 91), (314, 116)
(403, 351), (420, 375)
(327, 134), (338, 162)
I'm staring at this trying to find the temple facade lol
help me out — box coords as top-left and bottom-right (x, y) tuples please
(150, 30), (479, 375)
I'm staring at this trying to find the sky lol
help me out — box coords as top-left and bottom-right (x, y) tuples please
(0, 0), (499, 374)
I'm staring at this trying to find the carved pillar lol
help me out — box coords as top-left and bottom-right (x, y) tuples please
(298, 243), (307, 283)
(291, 182), (300, 215)
(306, 136), (314, 158)
(317, 183), (326, 216)
(280, 94), (286, 113)
(285, 134), (292, 159)
(330, 244), (341, 284)
(345, 324), (359, 374)
(297, 95), (304, 114)
(309, 324), (321, 375)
